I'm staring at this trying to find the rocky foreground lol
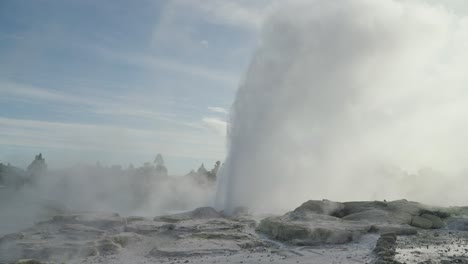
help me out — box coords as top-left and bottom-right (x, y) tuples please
(1, 200), (468, 264)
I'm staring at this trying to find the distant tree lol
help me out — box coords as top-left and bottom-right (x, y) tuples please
(197, 163), (208, 175)
(207, 161), (221, 181)
(154, 154), (168, 177)
(27, 153), (47, 179)
(154, 154), (164, 166)
(0, 162), (4, 184)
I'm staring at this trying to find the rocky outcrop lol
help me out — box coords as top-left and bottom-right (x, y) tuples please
(421, 213), (444, 229)
(257, 200), (372, 246)
(15, 260), (43, 264)
(0, 207), (268, 263)
(154, 207), (222, 223)
(257, 199), (456, 246)
(373, 233), (400, 264)
(293, 199), (344, 216)
(411, 216), (434, 229)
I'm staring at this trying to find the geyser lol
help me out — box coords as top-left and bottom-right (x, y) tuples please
(217, 0), (468, 214)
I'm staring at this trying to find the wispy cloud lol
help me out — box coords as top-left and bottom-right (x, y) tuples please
(202, 117), (228, 136)
(208, 106), (228, 114)
(0, 81), (94, 106)
(172, 0), (278, 30)
(0, 80), (203, 129)
(0, 117), (226, 168)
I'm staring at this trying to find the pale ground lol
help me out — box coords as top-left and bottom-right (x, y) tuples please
(2, 203), (468, 264)
(0, 211), (378, 264)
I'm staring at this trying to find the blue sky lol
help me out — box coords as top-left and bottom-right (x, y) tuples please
(0, 0), (274, 174)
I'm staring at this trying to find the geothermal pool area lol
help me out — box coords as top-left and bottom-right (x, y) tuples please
(2, 0), (468, 263)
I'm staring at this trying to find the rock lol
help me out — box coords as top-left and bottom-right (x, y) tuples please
(126, 216), (146, 222)
(230, 206), (250, 217)
(124, 221), (169, 235)
(373, 233), (398, 264)
(386, 200), (426, 216)
(257, 217), (310, 241)
(342, 209), (414, 225)
(411, 216), (433, 229)
(374, 225), (418, 236)
(52, 215), (78, 222)
(108, 232), (143, 247)
(257, 215), (367, 245)
(60, 223), (105, 240)
(191, 207), (222, 219)
(339, 201), (389, 216)
(294, 200), (344, 216)
(342, 209), (389, 222)
(148, 247), (237, 258)
(191, 232), (250, 240)
(16, 260), (42, 264)
(0, 232), (25, 243)
(97, 239), (122, 255)
(420, 213), (444, 229)
(154, 207), (222, 222)
(445, 217), (468, 231)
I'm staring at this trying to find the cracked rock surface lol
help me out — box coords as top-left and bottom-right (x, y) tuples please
(1, 200), (467, 264)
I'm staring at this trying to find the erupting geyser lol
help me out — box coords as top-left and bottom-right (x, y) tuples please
(217, 0), (468, 214)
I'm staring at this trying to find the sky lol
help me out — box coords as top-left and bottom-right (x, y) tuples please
(0, 0), (277, 174)
(2, 0), (468, 175)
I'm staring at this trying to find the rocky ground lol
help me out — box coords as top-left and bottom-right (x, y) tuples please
(0, 200), (467, 264)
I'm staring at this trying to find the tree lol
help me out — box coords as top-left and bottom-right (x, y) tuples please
(154, 154), (164, 167)
(207, 161), (221, 181)
(197, 163), (208, 176)
(154, 154), (168, 177)
(27, 153), (47, 178)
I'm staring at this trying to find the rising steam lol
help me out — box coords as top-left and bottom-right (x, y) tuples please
(217, 0), (468, 214)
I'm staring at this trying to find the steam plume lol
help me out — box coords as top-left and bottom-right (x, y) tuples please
(217, 0), (468, 213)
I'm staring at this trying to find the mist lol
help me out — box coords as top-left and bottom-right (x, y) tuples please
(0, 154), (219, 235)
(217, 0), (468, 214)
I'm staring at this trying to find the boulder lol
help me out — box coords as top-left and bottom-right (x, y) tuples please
(16, 260), (43, 264)
(342, 209), (389, 222)
(155, 207), (222, 222)
(108, 232), (143, 247)
(420, 213), (444, 229)
(257, 214), (369, 245)
(293, 200), (344, 216)
(338, 201), (388, 216)
(411, 216), (433, 229)
(386, 200), (426, 216)
(191, 207), (222, 219)
(257, 217), (310, 242)
(97, 239), (122, 255)
(373, 233), (398, 264)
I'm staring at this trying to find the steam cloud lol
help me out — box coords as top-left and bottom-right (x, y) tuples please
(217, 0), (468, 214)
(0, 158), (217, 235)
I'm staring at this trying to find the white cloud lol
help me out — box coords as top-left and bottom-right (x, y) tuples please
(0, 81), (229, 170)
(202, 117), (228, 136)
(208, 106), (228, 114)
(0, 82), (94, 106)
(0, 80), (205, 130)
